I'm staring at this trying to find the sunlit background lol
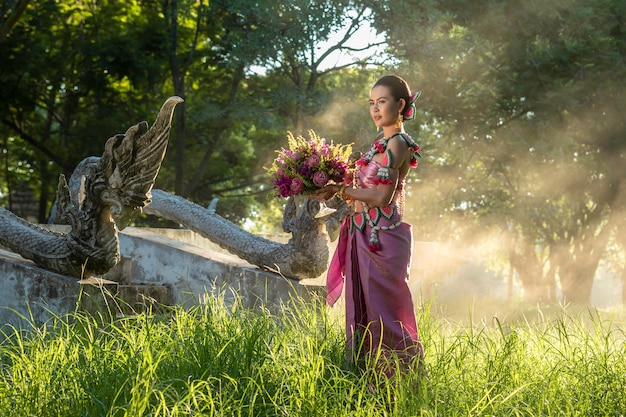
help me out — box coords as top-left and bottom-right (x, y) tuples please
(1, 0), (624, 313)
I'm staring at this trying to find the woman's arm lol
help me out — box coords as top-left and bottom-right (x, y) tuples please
(312, 136), (412, 207)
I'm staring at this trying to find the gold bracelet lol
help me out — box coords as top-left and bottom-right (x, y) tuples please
(337, 184), (346, 200)
(339, 184), (348, 200)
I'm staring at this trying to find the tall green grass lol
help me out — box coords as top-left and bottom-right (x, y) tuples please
(1, 292), (625, 416)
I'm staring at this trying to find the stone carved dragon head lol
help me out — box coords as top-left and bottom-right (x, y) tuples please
(47, 96), (183, 277)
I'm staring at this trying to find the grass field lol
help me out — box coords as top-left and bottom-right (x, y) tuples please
(1, 291), (625, 416)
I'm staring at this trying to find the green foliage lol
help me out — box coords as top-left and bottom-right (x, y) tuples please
(0, 0), (382, 226)
(372, 0), (626, 303)
(144, 0), (378, 223)
(0, 0), (173, 219)
(1, 294), (625, 416)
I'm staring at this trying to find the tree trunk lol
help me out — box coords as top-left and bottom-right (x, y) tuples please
(173, 80), (185, 195)
(615, 221), (626, 304)
(165, 0), (186, 196)
(510, 246), (545, 303)
(545, 252), (559, 303)
(557, 237), (606, 305)
(622, 262), (626, 305)
(560, 268), (596, 304)
(0, 0), (30, 42)
(184, 64), (245, 197)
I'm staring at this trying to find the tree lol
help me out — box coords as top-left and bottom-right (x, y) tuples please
(153, 0), (386, 223)
(0, 0), (173, 221)
(372, 0), (626, 303)
(0, 0), (384, 228)
(0, 0), (30, 42)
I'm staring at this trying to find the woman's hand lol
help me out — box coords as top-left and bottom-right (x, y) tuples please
(308, 184), (340, 201)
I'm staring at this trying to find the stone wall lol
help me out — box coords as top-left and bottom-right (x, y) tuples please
(0, 247), (79, 327)
(0, 227), (323, 328)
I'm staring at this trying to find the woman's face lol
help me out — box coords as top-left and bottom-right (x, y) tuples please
(369, 85), (404, 130)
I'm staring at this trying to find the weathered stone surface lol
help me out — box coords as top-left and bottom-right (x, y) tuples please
(107, 227), (324, 310)
(0, 247), (79, 327)
(78, 277), (174, 319)
(0, 96), (183, 279)
(144, 190), (351, 280)
(0, 227), (324, 328)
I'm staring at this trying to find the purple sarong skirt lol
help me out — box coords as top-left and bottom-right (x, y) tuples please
(327, 214), (424, 372)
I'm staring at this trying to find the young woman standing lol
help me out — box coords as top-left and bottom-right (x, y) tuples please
(312, 75), (425, 376)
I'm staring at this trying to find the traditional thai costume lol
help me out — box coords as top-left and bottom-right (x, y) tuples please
(326, 132), (424, 374)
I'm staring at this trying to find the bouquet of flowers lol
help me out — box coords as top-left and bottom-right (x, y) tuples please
(269, 130), (352, 198)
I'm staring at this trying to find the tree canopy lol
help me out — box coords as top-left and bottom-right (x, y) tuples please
(372, 0), (626, 303)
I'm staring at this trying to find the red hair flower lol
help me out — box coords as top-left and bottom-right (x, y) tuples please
(403, 91), (421, 121)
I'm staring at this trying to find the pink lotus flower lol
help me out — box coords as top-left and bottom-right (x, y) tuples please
(290, 177), (304, 194)
(306, 154), (321, 168)
(313, 170), (329, 187)
(268, 131), (352, 198)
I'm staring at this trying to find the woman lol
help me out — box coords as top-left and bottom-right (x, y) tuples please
(312, 75), (424, 376)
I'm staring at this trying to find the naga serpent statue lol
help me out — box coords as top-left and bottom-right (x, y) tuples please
(1, 93), (347, 281)
(0, 96), (183, 278)
(143, 190), (350, 280)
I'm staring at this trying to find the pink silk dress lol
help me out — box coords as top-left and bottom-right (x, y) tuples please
(326, 152), (424, 374)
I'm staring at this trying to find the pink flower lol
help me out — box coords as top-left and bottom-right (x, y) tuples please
(313, 170), (329, 187)
(290, 177), (304, 195)
(306, 154), (321, 168)
(320, 143), (330, 157)
(270, 131), (352, 198)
